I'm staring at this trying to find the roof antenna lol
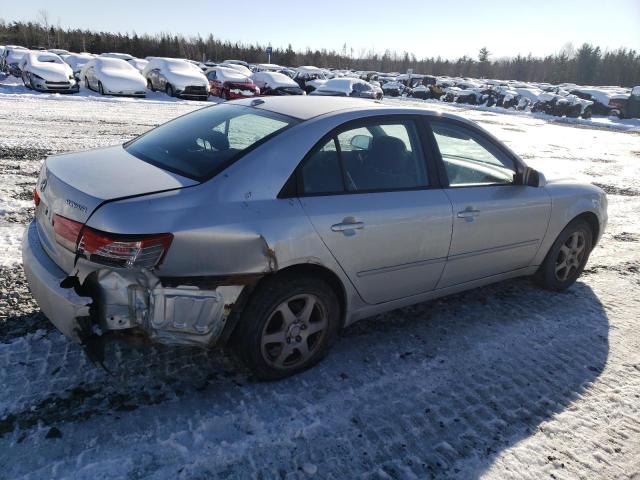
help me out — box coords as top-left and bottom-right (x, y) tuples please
(251, 99), (265, 106)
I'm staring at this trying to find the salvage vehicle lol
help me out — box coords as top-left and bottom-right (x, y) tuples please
(81, 57), (147, 97)
(251, 71), (305, 95)
(143, 57), (209, 100)
(206, 66), (259, 100)
(607, 87), (640, 119)
(1, 45), (29, 76)
(310, 78), (382, 99)
(23, 97), (607, 380)
(63, 53), (94, 81)
(19, 51), (79, 93)
(293, 66), (328, 93)
(381, 80), (408, 97)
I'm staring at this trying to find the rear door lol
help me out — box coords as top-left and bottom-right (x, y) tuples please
(297, 116), (453, 305)
(426, 118), (551, 288)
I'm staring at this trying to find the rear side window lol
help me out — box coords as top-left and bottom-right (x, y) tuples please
(125, 104), (296, 181)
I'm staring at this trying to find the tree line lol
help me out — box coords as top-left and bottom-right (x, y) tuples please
(1, 18), (638, 87)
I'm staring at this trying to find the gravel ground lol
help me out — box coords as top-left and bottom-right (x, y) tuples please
(0, 83), (639, 480)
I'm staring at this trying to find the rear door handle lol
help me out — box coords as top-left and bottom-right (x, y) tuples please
(331, 217), (365, 233)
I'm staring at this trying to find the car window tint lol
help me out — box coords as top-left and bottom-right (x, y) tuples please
(339, 121), (427, 191)
(431, 121), (516, 186)
(301, 139), (344, 194)
(125, 104), (295, 181)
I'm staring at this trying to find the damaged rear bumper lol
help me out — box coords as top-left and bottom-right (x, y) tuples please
(22, 220), (247, 348)
(22, 221), (91, 342)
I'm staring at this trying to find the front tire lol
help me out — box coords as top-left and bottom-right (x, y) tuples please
(166, 84), (175, 97)
(98, 81), (105, 95)
(535, 219), (593, 291)
(147, 79), (156, 92)
(232, 274), (340, 380)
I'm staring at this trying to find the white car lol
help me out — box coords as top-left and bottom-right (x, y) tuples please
(251, 71), (306, 95)
(311, 78), (382, 99)
(143, 57), (209, 100)
(81, 57), (147, 97)
(19, 51), (78, 93)
(63, 53), (94, 80)
(253, 63), (285, 73)
(99, 52), (135, 61)
(127, 58), (149, 72)
(221, 62), (253, 77)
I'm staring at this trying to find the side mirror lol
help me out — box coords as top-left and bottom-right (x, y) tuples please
(350, 134), (372, 150)
(522, 167), (546, 187)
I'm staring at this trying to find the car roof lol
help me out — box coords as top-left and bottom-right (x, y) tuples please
(231, 96), (390, 120)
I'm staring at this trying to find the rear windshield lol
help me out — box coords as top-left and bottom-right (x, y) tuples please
(125, 104), (297, 181)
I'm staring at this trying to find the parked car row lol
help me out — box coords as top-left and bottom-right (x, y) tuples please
(2, 45), (638, 117)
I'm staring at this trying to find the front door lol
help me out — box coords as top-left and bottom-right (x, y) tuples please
(298, 117), (453, 304)
(427, 119), (551, 288)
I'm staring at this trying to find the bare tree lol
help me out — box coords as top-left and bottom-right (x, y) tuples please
(38, 9), (51, 47)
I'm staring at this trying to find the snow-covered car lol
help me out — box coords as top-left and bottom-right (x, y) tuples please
(381, 81), (408, 97)
(310, 78), (382, 99)
(206, 66), (259, 100)
(221, 62), (253, 77)
(251, 71), (305, 95)
(23, 97), (607, 380)
(81, 57), (146, 97)
(253, 63), (285, 73)
(532, 92), (593, 119)
(605, 87), (640, 119)
(19, 51), (79, 93)
(1, 45), (29, 76)
(100, 52), (135, 61)
(293, 66), (328, 93)
(47, 48), (71, 57)
(63, 53), (94, 80)
(222, 59), (250, 68)
(127, 58), (149, 72)
(143, 57), (209, 100)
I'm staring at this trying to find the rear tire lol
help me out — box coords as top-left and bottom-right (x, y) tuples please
(98, 81), (105, 95)
(166, 84), (175, 97)
(534, 219), (593, 291)
(147, 79), (156, 92)
(231, 274), (340, 380)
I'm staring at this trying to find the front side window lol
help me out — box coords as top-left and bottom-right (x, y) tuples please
(125, 104), (296, 181)
(300, 119), (428, 194)
(430, 121), (516, 186)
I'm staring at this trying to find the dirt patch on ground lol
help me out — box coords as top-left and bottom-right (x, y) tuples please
(592, 182), (640, 197)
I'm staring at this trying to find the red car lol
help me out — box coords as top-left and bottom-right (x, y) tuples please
(206, 66), (260, 100)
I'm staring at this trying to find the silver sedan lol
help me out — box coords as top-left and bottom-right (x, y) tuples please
(22, 97), (607, 379)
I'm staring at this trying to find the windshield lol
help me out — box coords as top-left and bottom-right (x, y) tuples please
(125, 104), (297, 181)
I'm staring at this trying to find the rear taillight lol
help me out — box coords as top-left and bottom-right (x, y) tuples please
(52, 214), (172, 268)
(33, 189), (40, 208)
(78, 228), (173, 269)
(53, 215), (83, 252)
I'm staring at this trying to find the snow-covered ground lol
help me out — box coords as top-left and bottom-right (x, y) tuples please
(0, 79), (639, 480)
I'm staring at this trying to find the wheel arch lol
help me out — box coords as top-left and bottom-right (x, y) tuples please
(221, 262), (349, 346)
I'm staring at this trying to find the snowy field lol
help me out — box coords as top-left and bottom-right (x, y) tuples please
(0, 79), (639, 480)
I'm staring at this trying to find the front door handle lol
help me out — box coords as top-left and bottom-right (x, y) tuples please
(457, 207), (480, 222)
(331, 217), (365, 234)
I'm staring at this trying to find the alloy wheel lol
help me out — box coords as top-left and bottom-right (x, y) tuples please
(260, 294), (328, 370)
(554, 231), (586, 281)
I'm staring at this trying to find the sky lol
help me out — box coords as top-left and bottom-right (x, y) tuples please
(1, 0), (639, 60)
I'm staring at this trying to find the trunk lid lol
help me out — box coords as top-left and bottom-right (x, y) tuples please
(35, 145), (198, 273)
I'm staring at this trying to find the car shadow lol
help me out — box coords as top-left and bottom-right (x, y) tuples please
(0, 277), (608, 478)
